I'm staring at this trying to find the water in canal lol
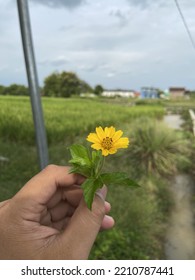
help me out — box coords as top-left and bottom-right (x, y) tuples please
(163, 114), (195, 260)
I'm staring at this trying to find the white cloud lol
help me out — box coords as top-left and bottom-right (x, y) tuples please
(0, 0), (195, 89)
(107, 72), (116, 78)
(39, 56), (69, 67)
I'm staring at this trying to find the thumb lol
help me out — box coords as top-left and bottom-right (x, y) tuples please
(62, 186), (107, 259)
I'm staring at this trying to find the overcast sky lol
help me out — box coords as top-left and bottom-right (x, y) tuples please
(0, 0), (195, 90)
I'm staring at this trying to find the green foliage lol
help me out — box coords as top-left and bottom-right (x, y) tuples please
(165, 99), (195, 114)
(181, 109), (194, 133)
(68, 144), (93, 177)
(126, 118), (191, 176)
(90, 181), (166, 260)
(81, 177), (103, 209)
(94, 84), (104, 95)
(0, 84), (28, 96)
(135, 99), (164, 106)
(0, 85), (5, 95)
(68, 144), (140, 209)
(90, 229), (152, 260)
(100, 172), (140, 188)
(42, 72), (61, 97)
(180, 110), (195, 175)
(0, 96), (165, 145)
(0, 140), (39, 201)
(43, 71), (93, 97)
(190, 91), (195, 99)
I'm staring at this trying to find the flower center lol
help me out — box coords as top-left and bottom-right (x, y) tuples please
(102, 137), (113, 150)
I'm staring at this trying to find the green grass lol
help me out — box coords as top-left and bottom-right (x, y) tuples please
(90, 169), (173, 259)
(0, 140), (39, 201)
(0, 96), (165, 144)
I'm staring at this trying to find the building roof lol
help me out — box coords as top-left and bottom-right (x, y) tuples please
(169, 87), (186, 91)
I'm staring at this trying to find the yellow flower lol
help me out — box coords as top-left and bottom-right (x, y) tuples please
(87, 126), (129, 156)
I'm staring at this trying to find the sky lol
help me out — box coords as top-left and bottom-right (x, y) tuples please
(0, 0), (195, 91)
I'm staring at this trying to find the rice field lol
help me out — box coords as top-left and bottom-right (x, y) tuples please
(0, 96), (165, 144)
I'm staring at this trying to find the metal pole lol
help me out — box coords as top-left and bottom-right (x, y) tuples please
(17, 0), (49, 169)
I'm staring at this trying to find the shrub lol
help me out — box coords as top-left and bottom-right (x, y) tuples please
(126, 118), (191, 177)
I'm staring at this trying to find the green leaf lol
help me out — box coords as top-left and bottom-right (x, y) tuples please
(100, 172), (141, 188)
(69, 165), (91, 178)
(68, 144), (91, 166)
(92, 150), (102, 164)
(69, 157), (88, 167)
(81, 177), (104, 210)
(68, 144), (93, 177)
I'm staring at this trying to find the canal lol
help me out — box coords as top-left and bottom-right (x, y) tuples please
(163, 114), (195, 260)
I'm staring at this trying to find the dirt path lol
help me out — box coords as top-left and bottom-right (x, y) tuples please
(163, 114), (195, 260)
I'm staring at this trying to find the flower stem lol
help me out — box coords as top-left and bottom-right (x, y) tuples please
(95, 153), (105, 178)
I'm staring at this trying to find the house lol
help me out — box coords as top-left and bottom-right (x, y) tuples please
(140, 87), (159, 99)
(169, 87), (186, 98)
(102, 90), (135, 98)
(80, 93), (96, 98)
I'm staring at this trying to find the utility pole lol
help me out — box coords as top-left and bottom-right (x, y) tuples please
(17, 0), (49, 169)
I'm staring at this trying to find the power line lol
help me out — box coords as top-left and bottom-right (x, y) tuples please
(174, 0), (195, 50)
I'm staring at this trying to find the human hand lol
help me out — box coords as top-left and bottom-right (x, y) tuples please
(0, 165), (114, 259)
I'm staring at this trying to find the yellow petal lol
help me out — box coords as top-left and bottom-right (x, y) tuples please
(107, 126), (116, 138)
(104, 127), (109, 137)
(91, 143), (102, 150)
(108, 148), (117, 154)
(96, 126), (105, 140)
(102, 149), (109, 156)
(112, 130), (123, 142)
(113, 137), (129, 148)
(87, 133), (100, 144)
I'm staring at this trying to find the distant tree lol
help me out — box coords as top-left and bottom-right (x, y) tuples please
(157, 89), (163, 98)
(0, 85), (5, 95)
(94, 84), (104, 96)
(2, 84), (28, 96)
(60, 72), (80, 97)
(43, 71), (92, 97)
(79, 80), (93, 94)
(43, 72), (60, 97)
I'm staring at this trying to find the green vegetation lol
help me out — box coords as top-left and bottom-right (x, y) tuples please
(43, 71), (93, 97)
(0, 71), (102, 97)
(94, 84), (104, 96)
(180, 109), (195, 176)
(0, 96), (164, 144)
(90, 176), (171, 260)
(0, 84), (29, 96)
(1, 95), (194, 259)
(126, 118), (191, 177)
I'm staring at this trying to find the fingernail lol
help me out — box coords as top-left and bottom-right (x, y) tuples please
(96, 185), (107, 201)
(104, 215), (115, 225)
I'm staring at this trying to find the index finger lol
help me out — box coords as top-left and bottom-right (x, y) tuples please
(15, 165), (84, 205)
